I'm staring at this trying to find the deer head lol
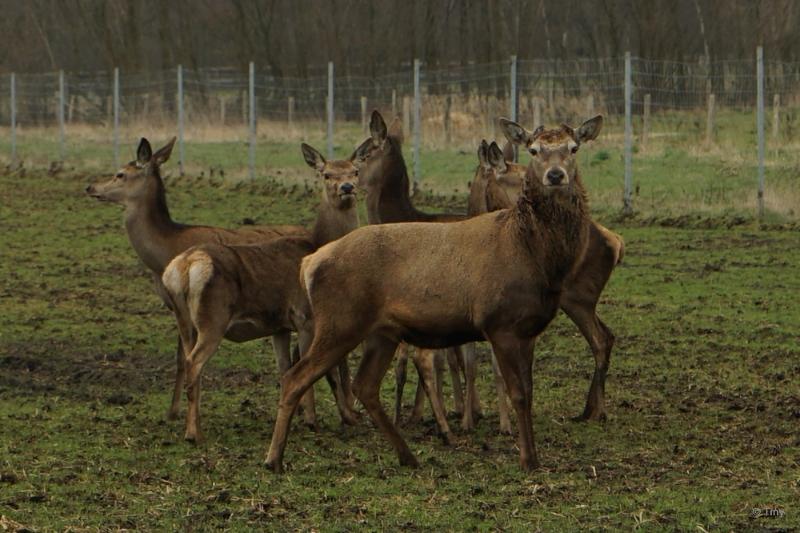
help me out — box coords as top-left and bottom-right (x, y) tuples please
(301, 142), (364, 210)
(85, 137), (176, 205)
(353, 110), (405, 189)
(499, 116), (603, 195)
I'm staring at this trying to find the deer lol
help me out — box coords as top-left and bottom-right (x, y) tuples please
(356, 110), (476, 442)
(480, 138), (625, 425)
(264, 116), (603, 473)
(86, 137), (305, 423)
(160, 142), (366, 442)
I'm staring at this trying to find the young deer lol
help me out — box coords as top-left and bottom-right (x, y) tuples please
(161, 142), (366, 442)
(265, 117), (602, 472)
(357, 110), (472, 438)
(481, 137), (625, 423)
(85, 138), (307, 421)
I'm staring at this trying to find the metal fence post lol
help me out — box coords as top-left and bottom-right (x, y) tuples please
(249, 61), (256, 180)
(756, 46), (765, 218)
(177, 64), (185, 176)
(10, 73), (16, 165)
(58, 70), (65, 161)
(510, 54), (518, 161)
(623, 51), (633, 214)
(113, 67), (119, 168)
(327, 61), (334, 159)
(413, 58), (421, 186)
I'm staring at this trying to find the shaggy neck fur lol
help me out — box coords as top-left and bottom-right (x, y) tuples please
(124, 167), (182, 271)
(364, 135), (435, 224)
(512, 166), (590, 284)
(310, 195), (360, 249)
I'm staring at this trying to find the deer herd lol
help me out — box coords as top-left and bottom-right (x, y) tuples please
(85, 110), (624, 472)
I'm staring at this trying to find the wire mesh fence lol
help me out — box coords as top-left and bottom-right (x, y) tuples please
(1, 51), (797, 218)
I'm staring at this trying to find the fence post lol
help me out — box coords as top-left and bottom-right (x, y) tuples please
(360, 96), (368, 135)
(113, 67), (120, 168)
(288, 96), (294, 130)
(641, 93), (651, 148)
(249, 61), (256, 180)
(219, 96), (226, 125)
(413, 58), (421, 186)
(58, 70), (65, 161)
(10, 73), (16, 165)
(623, 51), (633, 214)
(586, 94), (595, 118)
(756, 46), (765, 218)
(772, 93), (780, 140)
(327, 61), (334, 159)
(510, 54), (518, 161)
(705, 93), (715, 145)
(444, 94), (452, 145)
(177, 64), (185, 176)
(532, 97), (541, 128)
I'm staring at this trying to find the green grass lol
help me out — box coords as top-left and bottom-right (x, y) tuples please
(1, 164), (799, 530)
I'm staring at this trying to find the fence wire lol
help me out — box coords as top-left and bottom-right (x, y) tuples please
(1, 54), (797, 217)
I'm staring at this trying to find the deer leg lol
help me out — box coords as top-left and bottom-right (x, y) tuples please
(491, 352), (513, 434)
(393, 343), (410, 424)
(562, 300), (614, 422)
(446, 347), (465, 416)
(265, 335), (360, 473)
(409, 348), (431, 423)
(339, 356), (356, 413)
(352, 334), (419, 468)
(411, 349), (452, 444)
(488, 331), (539, 471)
(183, 332), (225, 443)
(321, 352), (360, 427)
(272, 331), (292, 379)
(166, 336), (185, 421)
(295, 328), (319, 430)
(459, 343), (481, 431)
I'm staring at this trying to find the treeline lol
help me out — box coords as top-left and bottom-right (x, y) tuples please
(0, 0), (797, 75)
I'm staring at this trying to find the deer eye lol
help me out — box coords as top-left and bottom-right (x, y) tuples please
(529, 148), (538, 156)
(115, 172), (125, 179)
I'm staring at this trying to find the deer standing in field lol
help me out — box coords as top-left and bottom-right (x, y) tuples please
(479, 136), (625, 424)
(265, 116), (603, 472)
(160, 142), (365, 441)
(356, 110), (476, 441)
(85, 138), (311, 422)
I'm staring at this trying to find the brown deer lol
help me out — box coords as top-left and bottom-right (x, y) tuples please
(160, 142), (365, 442)
(85, 137), (306, 422)
(357, 110), (474, 439)
(481, 138), (625, 423)
(265, 116), (602, 472)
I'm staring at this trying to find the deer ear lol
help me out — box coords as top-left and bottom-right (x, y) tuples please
(301, 143), (325, 171)
(576, 115), (603, 143)
(369, 110), (388, 144)
(502, 141), (515, 163)
(477, 140), (490, 169)
(350, 137), (372, 163)
(387, 116), (404, 143)
(499, 118), (530, 146)
(137, 138), (153, 164)
(153, 137), (176, 166)
(487, 142), (507, 173)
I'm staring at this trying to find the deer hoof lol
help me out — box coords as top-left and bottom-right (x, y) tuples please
(398, 451), (420, 468)
(440, 432), (454, 446)
(264, 459), (284, 474)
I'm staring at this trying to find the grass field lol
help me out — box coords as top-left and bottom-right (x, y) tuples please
(1, 159), (799, 530)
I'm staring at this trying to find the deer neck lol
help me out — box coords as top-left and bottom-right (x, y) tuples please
(310, 198), (360, 248)
(123, 178), (183, 273)
(515, 171), (590, 283)
(365, 141), (428, 224)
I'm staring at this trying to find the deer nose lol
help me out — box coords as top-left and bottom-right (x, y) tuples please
(85, 184), (95, 194)
(340, 182), (355, 194)
(546, 168), (565, 185)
